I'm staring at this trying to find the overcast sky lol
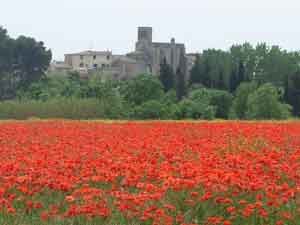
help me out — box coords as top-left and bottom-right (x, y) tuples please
(1, 0), (300, 60)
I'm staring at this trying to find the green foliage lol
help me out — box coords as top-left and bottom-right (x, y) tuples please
(14, 36), (52, 88)
(0, 98), (104, 120)
(159, 57), (174, 92)
(189, 88), (212, 105)
(133, 100), (168, 119)
(284, 71), (300, 116)
(175, 69), (186, 101)
(189, 42), (300, 113)
(187, 88), (233, 119)
(176, 88), (217, 120)
(130, 88), (179, 120)
(189, 54), (202, 85)
(232, 82), (258, 119)
(210, 90), (233, 119)
(0, 25), (299, 120)
(0, 97), (128, 120)
(246, 83), (292, 120)
(0, 26), (51, 100)
(0, 27), (17, 100)
(18, 72), (84, 100)
(121, 74), (164, 105)
(176, 99), (216, 120)
(229, 43), (255, 92)
(161, 89), (178, 105)
(189, 49), (232, 90)
(175, 51), (187, 101)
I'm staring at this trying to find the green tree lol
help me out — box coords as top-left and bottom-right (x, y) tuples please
(210, 90), (233, 119)
(0, 27), (15, 100)
(161, 89), (177, 105)
(187, 88), (232, 119)
(176, 51), (187, 100)
(183, 88), (217, 119)
(232, 82), (258, 119)
(189, 54), (202, 85)
(229, 43), (256, 91)
(134, 100), (168, 119)
(20, 72), (87, 101)
(121, 74), (164, 106)
(0, 27), (14, 73)
(13, 36), (52, 89)
(252, 44), (299, 87)
(176, 99), (216, 120)
(190, 49), (232, 91)
(0, 27), (52, 99)
(246, 83), (291, 119)
(159, 57), (174, 92)
(284, 71), (300, 116)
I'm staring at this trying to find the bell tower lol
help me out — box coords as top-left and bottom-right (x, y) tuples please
(137, 27), (152, 43)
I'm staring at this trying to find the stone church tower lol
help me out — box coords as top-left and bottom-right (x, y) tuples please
(128, 27), (187, 77)
(61, 27), (192, 80)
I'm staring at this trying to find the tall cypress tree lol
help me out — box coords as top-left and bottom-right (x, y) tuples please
(176, 50), (187, 100)
(229, 70), (238, 93)
(159, 57), (174, 92)
(189, 54), (201, 85)
(238, 61), (246, 83)
(285, 71), (300, 116)
(218, 71), (225, 90)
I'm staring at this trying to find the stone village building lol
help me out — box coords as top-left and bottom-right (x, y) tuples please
(51, 27), (196, 80)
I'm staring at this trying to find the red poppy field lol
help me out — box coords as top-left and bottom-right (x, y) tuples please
(0, 121), (300, 225)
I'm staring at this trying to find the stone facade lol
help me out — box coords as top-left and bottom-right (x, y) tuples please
(49, 61), (72, 72)
(126, 27), (186, 76)
(111, 27), (188, 80)
(64, 50), (113, 73)
(52, 27), (194, 79)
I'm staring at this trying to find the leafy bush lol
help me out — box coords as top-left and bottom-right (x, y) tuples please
(210, 90), (233, 119)
(133, 100), (168, 119)
(231, 82), (258, 119)
(120, 74), (164, 106)
(189, 88), (212, 105)
(176, 99), (216, 120)
(18, 72), (87, 100)
(161, 89), (177, 105)
(183, 88), (232, 119)
(246, 83), (292, 119)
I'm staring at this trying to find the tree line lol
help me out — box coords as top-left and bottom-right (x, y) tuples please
(0, 26), (299, 120)
(0, 26), (52, 100)
(187, 43), (300, 116)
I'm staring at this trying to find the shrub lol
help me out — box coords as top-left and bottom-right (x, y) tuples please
(0, 98), (127, 120)
(133, 100), (168, 119)
(231, 82), (258, 119)
(121, 74), (164, 106)
(246, 83), (292, 120)
(210, 90), (233, 119)
(176, 99), (216, 120)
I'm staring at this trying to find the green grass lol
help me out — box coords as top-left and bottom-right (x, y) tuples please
(0, 99), (107, 120)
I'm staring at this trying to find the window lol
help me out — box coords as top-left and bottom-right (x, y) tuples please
(79, 63), (84, 68)
(80, 55), (84, 60)
(102, 64), (106, 68)
(93, 55), (96, 60)
(93, 64), (98, 68)
(106, 55), (110, 60)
